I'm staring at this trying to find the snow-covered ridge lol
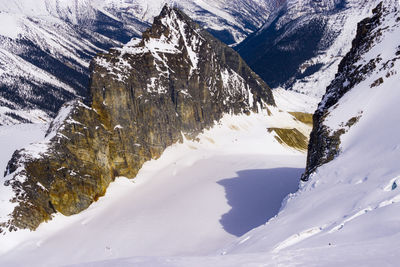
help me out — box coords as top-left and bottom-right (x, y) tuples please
(221, 1), (400, 264)
(0, 0), (279, 126)
(93, 5), (269, 106)
(96, 0), (280, 44)
(278, 0), (344, 26)
(114, 7), (204, 76)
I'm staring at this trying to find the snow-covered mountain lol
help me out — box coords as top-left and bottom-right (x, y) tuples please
(66, 1), (400, 265)
(1, 1), (399, 261)
(0, 5), (313, 265)
(236, 0), (382, 101)
(0, 0), (399, 266)
(0, 0), (280, 125)
(0, 109), (311, 266)
(99, 0), (284, 44)
(223, 0), (400, 264)
(0, 5), (276, 232)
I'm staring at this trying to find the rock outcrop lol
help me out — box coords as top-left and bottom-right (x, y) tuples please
(302, 2), (398, 181)
(1, 5), (274, 232)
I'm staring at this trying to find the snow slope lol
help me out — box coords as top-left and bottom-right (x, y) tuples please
(224, 0), (400, 264)
(220, 4), (400, 263)
(0, 107), (310, 266)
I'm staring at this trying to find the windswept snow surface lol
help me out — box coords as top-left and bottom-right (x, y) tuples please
(0, 110), (309, 266)
(273, 87), (319, 113)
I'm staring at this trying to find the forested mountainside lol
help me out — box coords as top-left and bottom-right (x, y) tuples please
(236, 0), (381, 99)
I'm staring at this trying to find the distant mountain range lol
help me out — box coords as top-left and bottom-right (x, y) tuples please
(0, 0), (282, 125)
(236, 0), (381, 99)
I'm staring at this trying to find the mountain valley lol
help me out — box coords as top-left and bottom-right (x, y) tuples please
(0, 0), (399, 266)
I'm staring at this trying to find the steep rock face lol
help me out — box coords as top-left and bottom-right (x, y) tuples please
(1, 5), (274, 231)
(302, 1), (399, 181)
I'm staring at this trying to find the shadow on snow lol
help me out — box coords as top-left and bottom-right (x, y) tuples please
(217, 168), (303, 237)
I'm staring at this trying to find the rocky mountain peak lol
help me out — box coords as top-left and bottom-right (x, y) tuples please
(142, 5), (193, 42)
(1, 7), (273, 232)
(126, 4), (205, 77)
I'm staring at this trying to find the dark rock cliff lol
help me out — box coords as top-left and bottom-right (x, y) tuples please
(301, 2), (390, 181)
(1, 5), (274, 232)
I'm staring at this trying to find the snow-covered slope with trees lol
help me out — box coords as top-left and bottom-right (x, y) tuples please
(0, 0), (280, 125)
(0, 0), (144, 125)
(236, 0), (382, 102)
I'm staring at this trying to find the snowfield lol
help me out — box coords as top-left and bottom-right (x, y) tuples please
(0, 107), (309, 266)
(2, 53), (400, 264)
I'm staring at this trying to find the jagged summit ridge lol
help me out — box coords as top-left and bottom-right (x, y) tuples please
(1, 6), (274, 232)
(93, 5), (274, 112)
(127, 5), (204, 76)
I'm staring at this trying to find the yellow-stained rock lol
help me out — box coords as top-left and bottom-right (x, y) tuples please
(1, 6), (274, 232)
